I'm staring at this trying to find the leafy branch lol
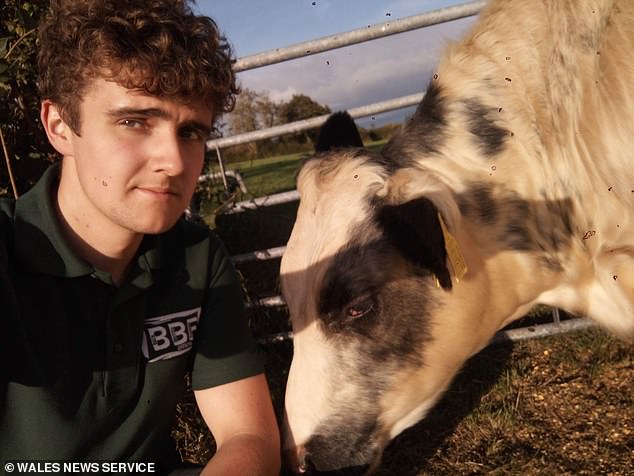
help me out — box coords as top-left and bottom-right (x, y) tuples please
(0, 28), (37, 198)
(3, 27), (36, 61)
(1, 0), (53, 198)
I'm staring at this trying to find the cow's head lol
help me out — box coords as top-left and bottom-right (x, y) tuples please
(280, 149), (508, 473)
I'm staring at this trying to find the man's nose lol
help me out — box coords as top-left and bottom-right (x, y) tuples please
(152, 133), (186, 176)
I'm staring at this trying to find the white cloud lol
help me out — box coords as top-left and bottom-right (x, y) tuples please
(234, 17), (472, 124)
(268, 87), (300, 103)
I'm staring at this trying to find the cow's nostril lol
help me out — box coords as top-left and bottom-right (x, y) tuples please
(284, 444), (314, 475)
(297, 445), (313, 474)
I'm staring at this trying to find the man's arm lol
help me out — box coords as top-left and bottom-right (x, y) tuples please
(194, 373), (281, 476)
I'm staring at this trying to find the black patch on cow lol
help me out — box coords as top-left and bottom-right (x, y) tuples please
(463, 99), (508, 156)
(376, 197), (452, 290)
(381, 81), (448, 167)
(315, 111), (364, 152)
(305, 416), (379, 472)
(318, 239), (393, 323)
(458, 182), (575, 260)
(541, 190), (575, 249)
(460, 184), (499, 225)
(299, 84), (450, 177)
(459, 183), (535, 251)
(317, 230), (435, 364)
(503, 197), (535, 251)
(311, 244), (438, 468)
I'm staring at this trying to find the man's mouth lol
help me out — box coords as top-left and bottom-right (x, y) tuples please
(136, 185), (180, 197)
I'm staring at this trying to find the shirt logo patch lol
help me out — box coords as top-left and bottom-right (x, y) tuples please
(142, 308), (201, 362)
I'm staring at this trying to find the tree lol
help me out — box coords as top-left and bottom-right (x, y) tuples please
(229, 88), (284, 133)
(282, 94), (331, 123)
(1, 0), (54, 198)
(281, 94), (331, 144)
(229, 90), (331, 141)
(226, 89), (331, 160)
(255, 94), (282, 130)
(229, 88), (259, 135)
(227, 88), (265, 160)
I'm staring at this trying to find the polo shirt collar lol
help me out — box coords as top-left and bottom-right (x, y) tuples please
(13, 164), (165, 281)
(13, 164), (90, 277)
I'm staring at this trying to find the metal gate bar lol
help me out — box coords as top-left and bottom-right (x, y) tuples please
(234, 1), (486, 72)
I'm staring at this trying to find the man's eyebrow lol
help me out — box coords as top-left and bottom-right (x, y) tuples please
(106, 107), (212, 135)
(106, 106), (169, 119)
(181, 119), (214, 136)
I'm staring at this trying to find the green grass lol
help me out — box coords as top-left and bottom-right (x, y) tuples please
(204, 139), (389, 201)
(205, 151), (304, 200)
(237, 154), (304, 197)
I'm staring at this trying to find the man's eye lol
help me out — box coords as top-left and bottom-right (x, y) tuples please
(119, 119), (145, 129)
(180, 127), (207, 141)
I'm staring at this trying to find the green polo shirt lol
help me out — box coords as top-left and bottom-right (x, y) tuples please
(0, 165), (263, 472)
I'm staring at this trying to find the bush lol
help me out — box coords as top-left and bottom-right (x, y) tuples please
(1, 0), (55, 198)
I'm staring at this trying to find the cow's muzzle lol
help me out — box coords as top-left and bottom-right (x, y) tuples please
(284, 439), (379, 475)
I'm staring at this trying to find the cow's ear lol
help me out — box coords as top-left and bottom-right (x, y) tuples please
(376, 197), (452, 290)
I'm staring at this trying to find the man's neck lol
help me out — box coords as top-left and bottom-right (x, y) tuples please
(54, 181), (143, 287)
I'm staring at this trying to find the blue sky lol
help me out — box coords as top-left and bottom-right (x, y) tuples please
(194, 1), (476, 127)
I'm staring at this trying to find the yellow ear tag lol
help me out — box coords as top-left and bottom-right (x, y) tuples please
(438, 213), (468, 283)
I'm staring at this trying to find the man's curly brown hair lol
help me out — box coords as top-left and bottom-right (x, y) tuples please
(37, 0), (239, 134)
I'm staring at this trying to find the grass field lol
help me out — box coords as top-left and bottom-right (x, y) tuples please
(200, 140), (388, 217)
(222, 152), (305, 198)
(174, 148), (633, 475)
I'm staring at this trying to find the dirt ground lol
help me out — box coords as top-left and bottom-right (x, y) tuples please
(376, 328), (633, 476)
(172, 325), (632, 475)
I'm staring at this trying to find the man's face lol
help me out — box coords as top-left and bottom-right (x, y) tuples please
(59, 78), (213, 235)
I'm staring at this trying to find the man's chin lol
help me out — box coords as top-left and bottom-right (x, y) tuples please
(134, 215), (185, 235)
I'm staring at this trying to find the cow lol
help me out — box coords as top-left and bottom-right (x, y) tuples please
(279, 0), (634, 473)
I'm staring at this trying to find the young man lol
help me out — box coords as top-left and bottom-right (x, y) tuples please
(0, 1), (280, 474)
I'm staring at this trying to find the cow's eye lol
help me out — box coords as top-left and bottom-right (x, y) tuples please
(345, 296), (375, 320)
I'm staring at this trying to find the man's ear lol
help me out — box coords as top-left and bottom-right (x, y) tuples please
(376, 196), (452, 290)
(40, 100), (74, 157)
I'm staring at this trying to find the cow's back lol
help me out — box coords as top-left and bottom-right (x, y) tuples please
(398, 0), (634, 337)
